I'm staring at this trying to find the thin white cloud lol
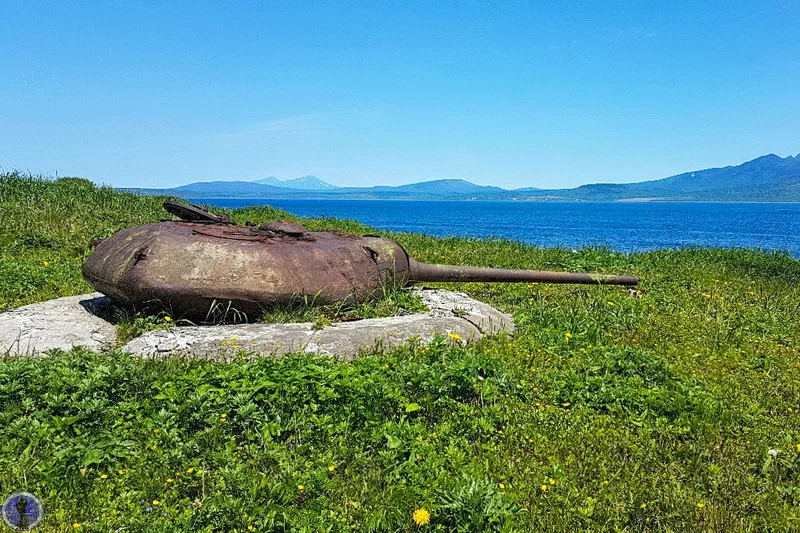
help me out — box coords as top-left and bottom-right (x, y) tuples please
(211, 113), (326, 139)
(612, 28), (656, 41)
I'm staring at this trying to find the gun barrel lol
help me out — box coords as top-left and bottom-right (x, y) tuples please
(408, 259), (638, 286)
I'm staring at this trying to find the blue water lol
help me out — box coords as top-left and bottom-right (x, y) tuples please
(190, 198), (800, 257)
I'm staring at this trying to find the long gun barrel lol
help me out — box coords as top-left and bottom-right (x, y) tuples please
(408, 258), (638, 286)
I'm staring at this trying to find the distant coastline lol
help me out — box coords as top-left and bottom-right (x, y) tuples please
(128, 192), (800, 204)
(122, 152), (800, 203)
(182, 196), (800, 204)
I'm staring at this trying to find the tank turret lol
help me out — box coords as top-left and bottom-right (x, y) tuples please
(82, 201), (638, 316)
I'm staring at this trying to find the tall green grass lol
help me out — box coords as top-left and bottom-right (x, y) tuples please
(1, 172), (799, 531)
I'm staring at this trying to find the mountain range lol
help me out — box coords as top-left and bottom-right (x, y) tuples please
(123, 153), (800, 202)
(254, 175), (336, 190)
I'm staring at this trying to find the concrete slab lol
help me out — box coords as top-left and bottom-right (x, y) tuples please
(121, 288), (514, 360)
(0, 288), (514, 360)
(0, 293), (117, 355)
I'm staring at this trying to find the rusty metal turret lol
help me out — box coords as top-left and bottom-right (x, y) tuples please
(82, 201), (638, 316)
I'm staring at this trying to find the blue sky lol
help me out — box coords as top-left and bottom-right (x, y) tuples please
(1, 1), (798, 189)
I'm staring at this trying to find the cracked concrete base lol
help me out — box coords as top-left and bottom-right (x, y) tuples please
(0, 289), (513, 360)
(123, 289), (514, 360)
(0, 293), (117, 355)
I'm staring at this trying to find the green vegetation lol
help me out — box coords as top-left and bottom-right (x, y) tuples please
(1, 172), (800, 531)
(111, 281), (426, 347)
(257, 281), (427, 331)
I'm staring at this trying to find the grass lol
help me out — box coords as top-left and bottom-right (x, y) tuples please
(112, 281), (427, 346)
(1, 172), (799, 531)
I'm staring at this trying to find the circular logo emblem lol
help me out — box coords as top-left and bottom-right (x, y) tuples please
(2, 492), (43, 531)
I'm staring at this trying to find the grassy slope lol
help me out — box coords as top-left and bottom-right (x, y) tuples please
(1, 173), (800, 532)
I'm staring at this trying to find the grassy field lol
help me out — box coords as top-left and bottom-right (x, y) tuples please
(1, 172), (799, 532)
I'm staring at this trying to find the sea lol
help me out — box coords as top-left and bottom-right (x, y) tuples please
(190, 198), (800, 257)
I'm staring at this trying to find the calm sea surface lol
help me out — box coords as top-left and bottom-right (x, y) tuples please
(191, 198), (800, 257)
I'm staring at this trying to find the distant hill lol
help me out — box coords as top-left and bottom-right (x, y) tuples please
(255, 175), (337, 190)
(122, 153), (800, 202)
(124, 177), (509, 199)
(383, 179), (504, 195)
(514, 154), (800, 201)
(122, 181), (292, 198)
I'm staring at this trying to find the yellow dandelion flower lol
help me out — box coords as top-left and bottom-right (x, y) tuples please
(447, 332), (461, 340)
(100, 474), (108, 479)
(498, 483), (505, 489)
(72, 523), (81, 529)
(796, 444), (800, 452)
(248, 526), (255, 532)
(42, 261), (49, 266)
(328, 465), (336, 472)
(166, 478), (174, 483)
(150, 444), (157, 451)
(701, 293), (711, 298)
(164, 316), (172, 322)
(416, 436), (423, 441)
(412, 508), (431, 526)
(607, 301), (615, 306)
(297, 484), (304, 490)
(540, 484), (548, 491)
(549, 478), (556, 485)
(220, 413), (227, 418)
(640, 503), (647, 509)
(565, 332), (572, 339)
(696, 501), (705, 509)
(561, 402), (570, 407)
(602, 480), (609, 485)
(152, 500), (160, 506)
(117, 469), (124, 475)
(186, 467), (195, 473)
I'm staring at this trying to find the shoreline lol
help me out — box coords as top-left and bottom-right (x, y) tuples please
(159, 194), (800, 205)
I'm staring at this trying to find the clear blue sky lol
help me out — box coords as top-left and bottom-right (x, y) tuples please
(1, 1), (798, 189)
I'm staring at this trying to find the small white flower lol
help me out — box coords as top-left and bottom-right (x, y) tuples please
(768, 448), (778, 457)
